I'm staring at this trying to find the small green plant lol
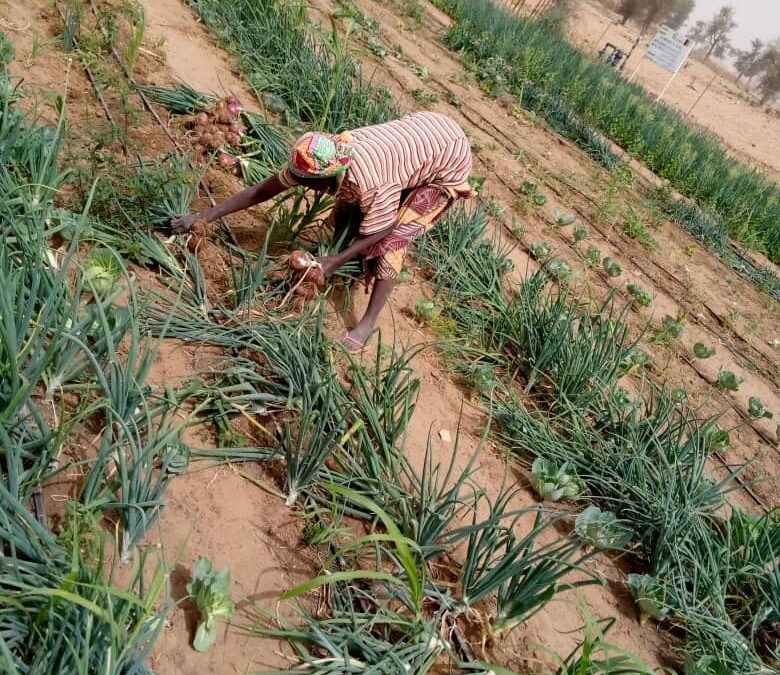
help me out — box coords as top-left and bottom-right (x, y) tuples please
(555, 611), (656, 675)
(651, 315), (685, 344)
(583, 246), (601, 268)
(626, 283), (652, 308)
(619, 348), (651, 375)
(575, 506), (632, 551)
(468, 174), (486, 193)
(693, 343), (716, 359)
(445, 91), (462, 107)
(0, 31), (14, 66)
(602, 257), (622, 278)
(546, 258), (571, 282)
(530, 458), (584, 502)
(747, 396), (773, 419)
(415, 298), (437, 322)
(485, 198), (505, 218)
(626, 574), (671, 624)
(621, 209), (656, 250)
(410, 88), (439, 106)
(716, 369), (743, 392)
(187, 557), (236, 652)
(83, 247), (122, 296)
(705, 426), (731, 452)
(573, 225), (589, 242)
(529, 241), (551, 260)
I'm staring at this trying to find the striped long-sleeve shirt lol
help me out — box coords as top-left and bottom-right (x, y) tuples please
(337, 112), (473, 235)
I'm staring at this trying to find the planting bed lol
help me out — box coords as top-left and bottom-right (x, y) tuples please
(1, 0), (779, 673)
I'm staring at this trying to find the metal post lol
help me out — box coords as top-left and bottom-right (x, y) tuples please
(656, 45), (692, 104)
(685, 72), (717, 117)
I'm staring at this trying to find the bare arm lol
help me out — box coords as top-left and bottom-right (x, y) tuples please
(318, 226), (393, 277)
(172, 175), (288, 232)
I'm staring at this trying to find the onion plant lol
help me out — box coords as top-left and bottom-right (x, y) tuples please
(455, 495), (599, 632)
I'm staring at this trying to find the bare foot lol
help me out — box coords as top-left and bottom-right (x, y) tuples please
(341, 325), (371, 352)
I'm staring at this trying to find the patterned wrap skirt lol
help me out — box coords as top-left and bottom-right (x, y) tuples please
(357, 182), (474, 281)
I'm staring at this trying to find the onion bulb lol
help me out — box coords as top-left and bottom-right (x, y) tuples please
(218, 152), (237, 168)
(196, 112), (209, 125)
(226, 95), (242, 117)
(289, 250), (314, 271)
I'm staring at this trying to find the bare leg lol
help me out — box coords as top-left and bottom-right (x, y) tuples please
(343, 278), (395, 350)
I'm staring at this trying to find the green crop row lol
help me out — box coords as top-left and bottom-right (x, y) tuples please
(432, 0), (780, 264)
(415, 204), (780, 672)
(187, 0), (398, 131)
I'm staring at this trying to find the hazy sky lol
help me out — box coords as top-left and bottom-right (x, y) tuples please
(688, 0), (780, 50)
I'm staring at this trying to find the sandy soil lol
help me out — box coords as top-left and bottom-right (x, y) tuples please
(566, 0), (780, 180)
(3, 0), (778, 672)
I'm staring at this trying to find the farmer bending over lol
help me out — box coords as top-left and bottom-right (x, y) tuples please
(173, 111), (474, 351)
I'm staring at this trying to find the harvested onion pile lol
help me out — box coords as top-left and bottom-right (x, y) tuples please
(185, 96), (246, 171)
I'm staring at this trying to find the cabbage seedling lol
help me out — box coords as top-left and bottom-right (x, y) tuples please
(573, 225), (589, 242)
(705, 426), (730, 452)
(626, 574), (671, 624)
(716, 369), (742, 392)
(83, 248), (122, 296)
(187, 557), (235, 652)
(602, 257), (622, 278)
(546, 259), (571, 282)
(626, 283), (652, 307)
(530, 458), (584, 502)
(415, 298), (437, 322)
(584, 246), (601, 267)
(693, 343), (715, 359)
(748, 396), (773, 419)
(529, 242), (551, 260)
(575, 506), (632, 550)
(619, 348), (650, 375)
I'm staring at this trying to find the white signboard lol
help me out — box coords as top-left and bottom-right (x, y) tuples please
(645, 25), (689, 72)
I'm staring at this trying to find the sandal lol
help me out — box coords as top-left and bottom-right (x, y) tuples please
(341, 333), (365, 353)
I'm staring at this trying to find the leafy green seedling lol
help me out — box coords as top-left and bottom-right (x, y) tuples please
(187, 557), (236, 652)
(573, 225), (589, 242)
(83, 248), (122, 296)
(575, 506), (632, 551)
(415, 298), (437, 322)
(693, 343), (715, 359)
(531, 458), (583, 502)
(748, 396), (773, 419)
(584, 246), (601, 268)
(716, 369), (742, 392)
(602, 256), (622, 278)
(626, 283), (652, 307)
(626, 574), (671, 624)
(546, 259), (571, 282)
(529, 241), (551, 260)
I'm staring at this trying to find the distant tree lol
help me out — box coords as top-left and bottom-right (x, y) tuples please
(617, 0), (643, 25)
(618, 0), (691, 31)
(666, 0), (695, 30)
(688, 5), (737, 59)
(757, 47), (780, 104)
(734, 38), (765, 82)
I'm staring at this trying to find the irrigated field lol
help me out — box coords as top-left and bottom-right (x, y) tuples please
(1, 0), (778, 673)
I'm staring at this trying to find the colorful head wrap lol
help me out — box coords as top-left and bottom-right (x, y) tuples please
(288, 131), (354, 180)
